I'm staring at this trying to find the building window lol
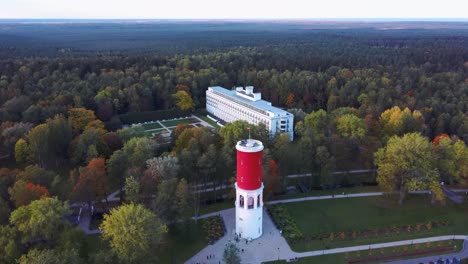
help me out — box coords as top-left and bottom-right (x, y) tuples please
(257, 194), (261, 207)
(248, 196), (254, 209)
(239, 195), (244, 208)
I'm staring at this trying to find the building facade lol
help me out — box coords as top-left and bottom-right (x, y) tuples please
(206, 86), (294, 140)
(235, 139), (264, 240)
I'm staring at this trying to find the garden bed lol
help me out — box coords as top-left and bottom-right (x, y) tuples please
(202, 215), (226, 244)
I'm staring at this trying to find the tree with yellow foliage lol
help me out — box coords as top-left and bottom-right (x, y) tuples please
(172, 90), (194, 111)
(375, 133), (442, 205)
(378, 106), (425, 141)
(68, 108), (97, 133)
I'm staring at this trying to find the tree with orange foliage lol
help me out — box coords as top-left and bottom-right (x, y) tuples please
(175, 84), (190, 93)
(263, 159), (281, 200)
(433, 133), (449, 146)
(285, 93), (295, 108)
(8, 180), (49, 207)
(71, 158), (109, 208)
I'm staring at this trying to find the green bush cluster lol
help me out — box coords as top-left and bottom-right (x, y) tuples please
(202, 216), (225, 244)
(268, 205), (304, 243)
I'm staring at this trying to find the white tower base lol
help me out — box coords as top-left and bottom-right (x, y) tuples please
(235, 183), (264, 240)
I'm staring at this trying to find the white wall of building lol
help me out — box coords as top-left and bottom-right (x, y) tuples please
(235, 183), (264, 240)
(206, 87), (294, 140)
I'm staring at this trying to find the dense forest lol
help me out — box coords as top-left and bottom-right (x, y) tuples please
(0, 21), (467, 263)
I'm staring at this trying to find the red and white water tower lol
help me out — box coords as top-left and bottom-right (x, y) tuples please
(235, 138), (264, 240)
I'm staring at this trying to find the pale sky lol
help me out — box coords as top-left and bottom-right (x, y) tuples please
(0, 0), (467, 19)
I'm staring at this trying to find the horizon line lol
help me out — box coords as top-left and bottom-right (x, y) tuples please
(1, 18), (468, 21)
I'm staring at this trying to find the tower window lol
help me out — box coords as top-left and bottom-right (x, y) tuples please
(248, 196), (254, 209)
(239, 195), (244, 208)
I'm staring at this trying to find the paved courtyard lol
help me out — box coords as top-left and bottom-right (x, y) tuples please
(186, 208), (297, 264)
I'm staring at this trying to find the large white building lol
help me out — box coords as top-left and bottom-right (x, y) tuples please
(206, 86), (294, 140)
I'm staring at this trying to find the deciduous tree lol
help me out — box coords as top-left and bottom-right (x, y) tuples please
(15, 138), (29, 165)
(9, 197), (70, 243)
(68, 108), (97, 133)
(145, 156), (179, 181)
(336, 114), (366, 141)
(374, 133), (441, 204)
(18, 249), (83, 264)
(8, 180), (49, 207)
(124, 176), (140, 203)
(172, 90), (194, 111)
(71, 158), (109, 207)
(100, 203), (168, 263)
(0, 225), (21, 263)
(175, 178), (190, 221)
(223, 243), (241, 264)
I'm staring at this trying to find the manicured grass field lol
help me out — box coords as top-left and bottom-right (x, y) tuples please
(158, 220), (208, 263)
(199, 200), (233, 215)
(195, 114), (220, 128)
(161, 118), (199, 127)
(272, 195), (468, 252)
(142, 122), (162, 130)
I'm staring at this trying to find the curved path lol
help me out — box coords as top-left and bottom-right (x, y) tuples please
(187, 191), (468, 264)
(187, 207), (468, 264)
(386, 239), (468, 264)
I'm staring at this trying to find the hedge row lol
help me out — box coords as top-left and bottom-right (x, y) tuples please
(119, 109), (190, 124)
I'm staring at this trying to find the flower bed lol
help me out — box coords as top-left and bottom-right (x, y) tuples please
(268, 205), (304, 243)
(305, 220), (449, 242)
(202, 215), (226, 244)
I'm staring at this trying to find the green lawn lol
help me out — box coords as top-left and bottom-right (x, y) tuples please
(158, 220), (209, 264)
(272, 195), (468, 252)
(199, 200), (233, 215)
(141, 122), (163, 130)
(143, 129), (167, 136)
(195, 114), (220, 128)
(161, 118), (199, 127)
(264, 240), (462, 264)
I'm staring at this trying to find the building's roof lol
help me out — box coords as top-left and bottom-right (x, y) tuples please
(208, 86), (293, 118)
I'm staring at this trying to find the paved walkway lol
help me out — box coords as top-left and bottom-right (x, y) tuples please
(268, 189), (468, 205)
(157, 120), (171, 133)
(77, 206), (101, 235)
(267, 192), (383, 205)
(287, 169), (375, 178)
(191, 114), (215, 129)
(386, 239), (468, 264)
(296, 235), (468, 258)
